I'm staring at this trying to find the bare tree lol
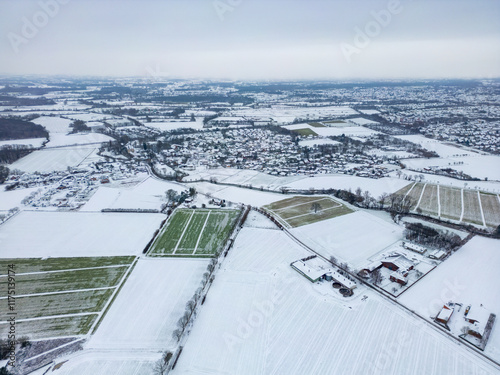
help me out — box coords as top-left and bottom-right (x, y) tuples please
(340, 262), (350, 273)
(193, 287), (203, 303)
(311, 202), (322, 213)
(201, 272), (210, 287)
(172, 328), (182, 342)
(330, 256), (338, 265)
(165, 189), (177, 205)
(279, 186), (289, 194)
(362, 190), (372, 207)
(378, 192), (388, 209)
(153, 358), (169, 375)
(177, 312), (189, 330)
(186, 299), (196, 314)
(370, 268), (383, 285)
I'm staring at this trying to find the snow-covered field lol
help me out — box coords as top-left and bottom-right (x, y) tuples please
(358, 109), (380, 115)
(0, 187), (38, 211)
(284, 123), (379, 137)
(298, 138), (340, 147)
(146, 119), (205, 131)
(226, 105), (357, 125)
(193, 182), (286, 206)
(0, 138), (46, 148)
(188, 168), (407, 197)
(0, 211), (164, 257)
(46, 133), (113, 147)
(88, 257), (208, 351)
(348, 117), (379, 125)
(395, 135), (477, 158)
(392, 171), (500, 194)
(399, 236), (500, 362)
(286, 175), (409, 197)
(43, 351), (159, 375)
(403, 154), (500, 181)
(291, 210), (403, 269)
(173, 223), (499, 375)
(64, 113), (118, 122)
(9, 147), (99, 173)
(32, 116), (73, 133)
(82, 177), (181, 211)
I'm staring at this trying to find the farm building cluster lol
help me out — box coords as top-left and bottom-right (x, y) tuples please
(435, 303), (496, 351)
(360, 241), (437, 296)
(291, 255), (356, 297)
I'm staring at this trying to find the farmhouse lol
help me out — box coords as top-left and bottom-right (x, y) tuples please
(381, 254), (414, 273)
(464, 306), (493, 339)
(435, 305), (454, 327)
(291, 256), (356, 291)
(359, 260), (383, 278)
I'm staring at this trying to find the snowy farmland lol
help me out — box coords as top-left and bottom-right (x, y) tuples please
(87, 257), (209, 351)
(284, 123), (379, 137)
(399, 236), (500, 362)
(263, 195), (353, 227)
(396, 182), (500, 227)
(189, 167), (409, 197)
(9, 147), (100, 173)
(286, 175), (410, 197)
(45, 133), (113, 148)
(0, 256), (134, 339)
(172, 223), (499, 375)
(0, 138), (46, 148)
(0, 211), (164, 257)
(32, 116), (73, 134)
(291, 210), (403, 270)
(192, 182), (287, 207)
(81, 176), (182, 212)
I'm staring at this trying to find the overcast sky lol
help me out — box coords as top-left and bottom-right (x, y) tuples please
(0, 0), (499, 80)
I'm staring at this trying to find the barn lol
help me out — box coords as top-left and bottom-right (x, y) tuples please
(291, 256), (357, 291)
(435, 305), (454, 327)
(464, 306), (492, 339)
(381, 255), (414, 273)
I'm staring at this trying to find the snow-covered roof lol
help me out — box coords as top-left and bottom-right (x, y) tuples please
(402, 242), (427, 254)
(390, 271), (407, 282)
(437, 305), (453, 322)
(291, 258), (356, 289)
(466, 305), (490, 326)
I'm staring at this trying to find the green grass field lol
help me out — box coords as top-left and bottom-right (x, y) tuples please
(1, 315), (97, 340)
(0, 256), (134, 339)
(264, 196), (353, 227)
(324, 120), (346, 124)
(292, 128), (318, 136)
(148, 209), (240, 257)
